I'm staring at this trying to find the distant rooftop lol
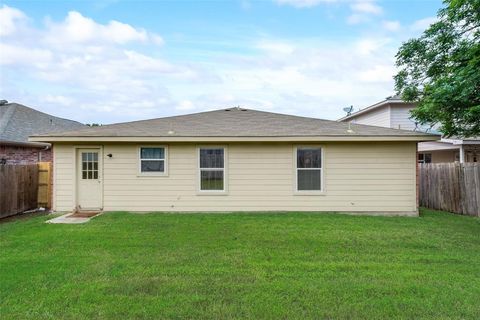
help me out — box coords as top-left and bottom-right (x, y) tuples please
(338, 95), (410, 122)
(0, 102), (85, 144)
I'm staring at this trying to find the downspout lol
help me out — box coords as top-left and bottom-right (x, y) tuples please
(459, 144), (465, 163)
(39, 145), (51, 162)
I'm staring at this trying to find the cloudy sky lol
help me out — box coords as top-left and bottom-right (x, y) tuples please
(0, 0), (441, 124)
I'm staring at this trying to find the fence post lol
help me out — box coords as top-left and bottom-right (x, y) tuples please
(37, 162), (52, 209)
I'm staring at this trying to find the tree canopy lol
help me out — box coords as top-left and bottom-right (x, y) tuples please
(394, 0), (480, 137)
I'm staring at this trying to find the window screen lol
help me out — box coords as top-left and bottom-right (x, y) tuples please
(296, 148), (322, 191)
(199, 148), (224, 191)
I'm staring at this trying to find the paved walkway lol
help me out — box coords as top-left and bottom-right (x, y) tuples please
(46, 212), (101, 224)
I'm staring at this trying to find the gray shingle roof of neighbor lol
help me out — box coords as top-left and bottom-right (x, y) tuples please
(0, 102), (85, 143)
(31, 107), (438, 139)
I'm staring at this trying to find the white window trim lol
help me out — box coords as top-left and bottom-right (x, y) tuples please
(197, 146), (228, 194)
(137, 145), (168, 177)
(294, 145), (325, 195)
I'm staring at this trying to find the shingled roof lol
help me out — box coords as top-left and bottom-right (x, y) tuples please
(30, 107), (439, 142)
(0, 102), (84, 145)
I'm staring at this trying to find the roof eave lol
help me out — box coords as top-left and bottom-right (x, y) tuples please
(1, 139), (51, 148)
(29, 135), (440, 143)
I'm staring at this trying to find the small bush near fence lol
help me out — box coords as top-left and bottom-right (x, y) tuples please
(419, 163), (480, 216)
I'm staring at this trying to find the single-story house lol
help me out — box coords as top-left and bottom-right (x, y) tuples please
(0, 101), (84, 164)
(338, 96), (480, 163)
(30, 107), (439, 216)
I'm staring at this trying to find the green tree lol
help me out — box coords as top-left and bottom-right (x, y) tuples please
(394, 0), (480, 137)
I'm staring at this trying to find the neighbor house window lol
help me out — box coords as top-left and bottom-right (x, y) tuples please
(139, 147), (166, 174)
(418, 153), (432, 164)
(296, 147), (322, 191)
(199, 148), (225, 191)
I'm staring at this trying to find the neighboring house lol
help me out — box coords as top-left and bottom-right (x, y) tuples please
(338, 96), (480, 163)
(30, 107), (438, 216)
(0, 101), (84, 164)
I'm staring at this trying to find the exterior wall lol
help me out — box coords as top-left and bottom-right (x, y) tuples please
(432, 150), (457, 163)
(418, 150), (457, 163)
(53, 141), (417, 215)
(390, 105), (416, 130)
(0, 145), (52, 164)
(348, 106), (391, 127)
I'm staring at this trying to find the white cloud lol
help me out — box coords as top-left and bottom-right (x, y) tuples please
(411, 16), (437, 31)
(0, 5), (27, 36)
(41, 94), (74, 106)
(347, 14), (369, 25)
(350, 1), (383, 15)
(346, 1), (384, 25)
(357, 65), (396, 82)
(176, 100), (195, 111)
(0, 44), (52, 66)
(256, 40), (295, 55)
(355, 38), (391, 55)
(382, 20), (401, 32)
(44, 11), (162, 45)
(274, 0), (337, 8)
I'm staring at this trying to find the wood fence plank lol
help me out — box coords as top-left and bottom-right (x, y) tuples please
(37, 162), (51, 209)
(0, 164), (39, 219)
(419, 163), (480, 216)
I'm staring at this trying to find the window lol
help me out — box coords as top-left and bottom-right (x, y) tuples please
(139, 147), (166, 174)
(81, 152), (99, 180)
(199, 148), (225, 191)
(296, 147), (322, 191)
(418, 153), (432, 164)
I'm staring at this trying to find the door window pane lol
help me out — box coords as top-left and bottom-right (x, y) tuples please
(81, 152), (99, 180)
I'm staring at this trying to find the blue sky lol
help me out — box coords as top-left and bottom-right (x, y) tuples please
(0, 0), (442, 124)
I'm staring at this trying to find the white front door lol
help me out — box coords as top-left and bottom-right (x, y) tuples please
(77, 148), (102, 210)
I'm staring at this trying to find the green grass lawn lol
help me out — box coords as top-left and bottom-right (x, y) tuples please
(1, 209), (479, 319)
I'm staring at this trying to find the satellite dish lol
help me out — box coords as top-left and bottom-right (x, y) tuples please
(343, 105), (354, 116)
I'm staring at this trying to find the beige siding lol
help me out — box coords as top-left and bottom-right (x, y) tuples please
(390, 105), (416, 130)
(53, 144), (75, 211)
(53, 141), (417, 214)
(349, 106), (391, 127)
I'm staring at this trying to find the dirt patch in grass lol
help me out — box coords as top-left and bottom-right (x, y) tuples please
(69, 211), (101, 218)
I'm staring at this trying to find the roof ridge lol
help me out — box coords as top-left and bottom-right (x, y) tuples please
(72, 107), (335, 129)
(6, 103), (84, 125)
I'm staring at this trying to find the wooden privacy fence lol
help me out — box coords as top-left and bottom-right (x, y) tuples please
(0, 162), (51, 219)
(419, 163), (480, 216)
(0, 164), (39, 218)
